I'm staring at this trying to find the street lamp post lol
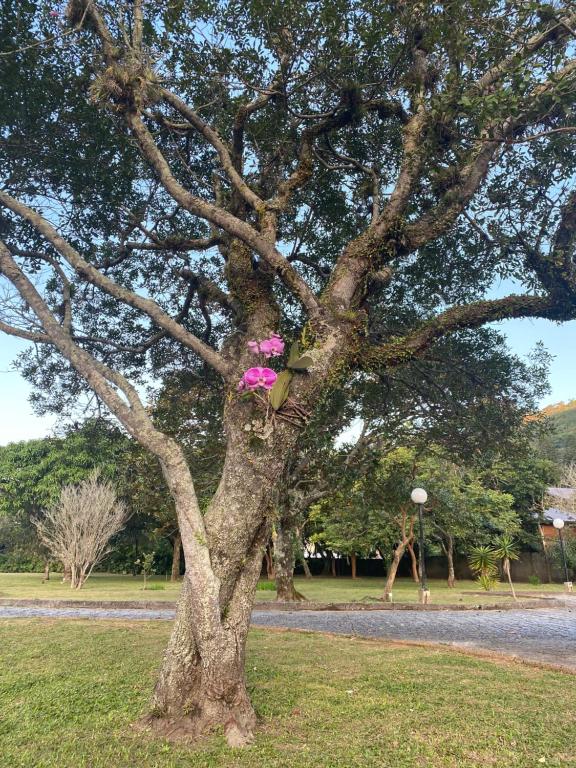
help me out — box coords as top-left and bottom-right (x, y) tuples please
(411, 488), (430, 604)
(553, 518), (573, 593)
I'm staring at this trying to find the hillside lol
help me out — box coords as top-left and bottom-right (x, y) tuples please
(538, 401), (576, 464)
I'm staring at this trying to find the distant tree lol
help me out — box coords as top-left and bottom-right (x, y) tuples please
(536, 402), (576, 464)
(418, 452), (517, 587)
(33, 472), (129, 589)
(481, 450), (558, 547)
(0, 420), (130, 576)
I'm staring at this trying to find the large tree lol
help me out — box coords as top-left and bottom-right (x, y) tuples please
(1, 0), (576, 745)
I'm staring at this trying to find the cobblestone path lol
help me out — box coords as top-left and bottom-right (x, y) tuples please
(1, 605), (574, 668)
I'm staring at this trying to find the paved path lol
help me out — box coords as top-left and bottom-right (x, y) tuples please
(1, 605), (575, 669)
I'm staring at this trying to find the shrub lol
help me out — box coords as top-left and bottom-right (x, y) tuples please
(477, 573), (499, 591)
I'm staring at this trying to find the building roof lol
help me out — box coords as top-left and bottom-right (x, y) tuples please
(542, 507), (576, 523)
(547, 487), (576, 500)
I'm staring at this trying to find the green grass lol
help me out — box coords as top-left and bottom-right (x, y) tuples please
(255, 575), (566, 605)
(0, 572), (567, 605)
(0, 620), (575, 767)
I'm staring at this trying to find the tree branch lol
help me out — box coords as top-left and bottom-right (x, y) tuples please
(473, 9), (576, 96)
(404, 58), (576, 251)
(125, 112), (321, 322)
(368, 294), (575, 369)
(0, 191), (232, 378)
(160, 88), (265, 212)
(0, 240), (148, 421)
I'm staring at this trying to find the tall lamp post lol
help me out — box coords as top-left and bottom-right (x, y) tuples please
(553, 518), (573, 593)
(411, 487), (430, 604)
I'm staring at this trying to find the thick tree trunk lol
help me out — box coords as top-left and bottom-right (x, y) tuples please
(274, 517), (306, 601)
(149, 575), (258, 746)
(383, 544), (404, 601)
(142, 302), (354, 745)
(407, 542), (419, 583)
(170, 532), (182, 582)
(42, 560), (50, 581)
(350, 552), (358, 579)
(147, 416), (299, 745)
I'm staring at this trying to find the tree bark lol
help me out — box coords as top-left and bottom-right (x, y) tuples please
(274, 517), (306, 601)
(350, 552), (358, 580)
(42, 560), (50, 581)
(407, 542), (419, 583)
(503, 558), (518, 601)
(383, 509), (414, 600)
(446, 535), (456, 588)
(170, 532), (182, 582)
(295, 526), (313, 578)
(264, 545), (275, 579)
(539, 524), (553, 583)
(383, 545), (404, 601)
(147, 417), (300, 745)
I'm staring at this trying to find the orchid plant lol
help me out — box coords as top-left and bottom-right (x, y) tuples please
(237, 332), (312, 431)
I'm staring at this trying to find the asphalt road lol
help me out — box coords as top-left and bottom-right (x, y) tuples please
(1, 604), (575, 668)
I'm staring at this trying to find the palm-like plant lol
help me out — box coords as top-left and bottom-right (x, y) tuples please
(468, 545), (498, 586)
(493, 535), (520, 601)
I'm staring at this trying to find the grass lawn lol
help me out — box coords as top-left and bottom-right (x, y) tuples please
(0, 571), (566, 605)
(0, 620), (575, 767)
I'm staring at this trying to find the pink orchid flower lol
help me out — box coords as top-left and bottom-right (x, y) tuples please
(242, 367), (278, 390)
(259, 334), (285, 358)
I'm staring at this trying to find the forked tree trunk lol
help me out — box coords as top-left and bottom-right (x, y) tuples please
(383, 509), (414, 600)
(383, 544), (405, 601)
(274, 517), (306, 601)
(147, 421), (300, 745)
(407, 542), (419, 582)
(140, 296), (354, 744)
(170, 532), (182, 582)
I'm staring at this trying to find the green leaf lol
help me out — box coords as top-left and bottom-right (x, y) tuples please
(288, 355), (314, 371)
(287, 341), (302, 367)
(269, 370), (293, 411)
